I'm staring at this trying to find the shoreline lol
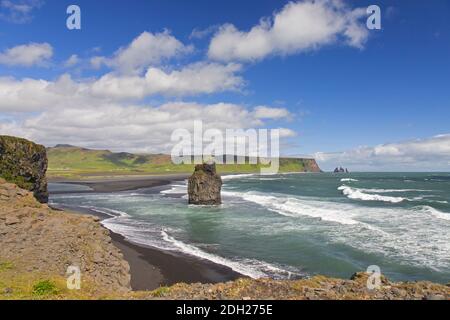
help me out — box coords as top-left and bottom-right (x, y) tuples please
(110, 231), (242, 291)
(53, 204), (243, 291)
(49, 175), (244, 291)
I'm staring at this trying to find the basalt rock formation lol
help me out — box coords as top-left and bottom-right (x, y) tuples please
(0, 135), (48, 203)
(188, 163), (222, 205)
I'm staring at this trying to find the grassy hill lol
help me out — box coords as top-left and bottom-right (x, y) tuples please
(47, 145), (321, 179)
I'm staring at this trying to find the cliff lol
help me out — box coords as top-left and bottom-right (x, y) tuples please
(279, 158), (321, 173)
(0, 135), (48, 203)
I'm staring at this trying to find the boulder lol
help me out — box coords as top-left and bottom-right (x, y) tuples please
(0, 135), (48, 203)
(188, 163), (222, 205)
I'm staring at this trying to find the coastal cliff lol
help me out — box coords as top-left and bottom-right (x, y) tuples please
(0, 136), (48, 203)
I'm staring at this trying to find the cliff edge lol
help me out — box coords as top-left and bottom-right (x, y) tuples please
(0, 135), (48, 203)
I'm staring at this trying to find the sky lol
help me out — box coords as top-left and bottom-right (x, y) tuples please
(0, 0), (449, 171)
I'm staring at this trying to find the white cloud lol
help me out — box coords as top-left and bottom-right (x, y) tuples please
(0, 102), (290, 153)
(190, 25), (219, 40)
(92, 31), (193, 74)
(253, 106), (291, 119)
(314, 135), (450, 171)
(64, 54), (80, 68)
(278, 128), (297, 138)
(0, 0), (43, 23)
(0, 62), (244, 111)
(91, 62), (244, 98)
(208, 0), (368, 62)
(0, 42), (53, 67)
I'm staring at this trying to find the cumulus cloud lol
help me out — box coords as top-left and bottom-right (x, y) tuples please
(253, 106), (291, 119)
(208, 0), (368, 62)
(91, 31), (193, 74)
(0, 42), (53, 67)
(91, 62), (244, 98)
(0, 62), (244, 112)
(0, 0), (43, 23)
(314, 135), (450, 171)
(0, 101), (292, 153)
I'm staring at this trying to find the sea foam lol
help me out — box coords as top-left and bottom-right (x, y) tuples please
(223, 190), (362, 226)
(338, 185), (405, 203)
(417, 206), (450, 221)
(161, 230), (294, 279)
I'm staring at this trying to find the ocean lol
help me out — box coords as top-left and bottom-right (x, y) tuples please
(49, 172), (450, 283)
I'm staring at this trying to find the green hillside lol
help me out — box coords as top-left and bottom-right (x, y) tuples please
(47, 145), (321, 179)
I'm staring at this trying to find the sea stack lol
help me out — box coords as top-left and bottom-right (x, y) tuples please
(0, 135), (48, 203)
(188, 163), (222, 205)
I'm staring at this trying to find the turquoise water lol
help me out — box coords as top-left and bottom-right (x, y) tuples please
(49, 172), (450, 283)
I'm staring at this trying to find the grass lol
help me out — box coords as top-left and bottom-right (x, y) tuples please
(47, 146), (318, 179)
(0, 259), (123, 300)
(150, 286), (171, 297)
(0, 261), (14, 272)
(32, 280), (59, 297)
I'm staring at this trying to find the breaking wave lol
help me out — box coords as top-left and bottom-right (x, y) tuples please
(224, 190), (365, 226)
(340, 178), (359, 182)
(338, 185), (405, 203)
(416, 206), (450, 221)
(161, 230), (298, 279)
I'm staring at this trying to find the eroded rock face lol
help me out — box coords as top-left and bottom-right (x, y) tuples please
(0, 135), (48, 203)
(0, 179), (131, 293)
(188, 163), (222, 205)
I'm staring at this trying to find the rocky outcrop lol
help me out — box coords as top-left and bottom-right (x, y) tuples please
(0, 179), (131, 293)
(0, 135), (48, 203)
(141, 272), (449, 300)
(188, 163), (222, 205)
(334, 167), (349, 173)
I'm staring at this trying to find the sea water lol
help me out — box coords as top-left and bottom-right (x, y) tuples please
(49, 172), (450, 283)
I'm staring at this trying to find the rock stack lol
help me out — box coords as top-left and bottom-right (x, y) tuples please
(188, 163), (222, 205)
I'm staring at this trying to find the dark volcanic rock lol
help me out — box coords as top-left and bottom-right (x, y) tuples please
(0, 135), (48, 203)
(188, 163), (222, 205)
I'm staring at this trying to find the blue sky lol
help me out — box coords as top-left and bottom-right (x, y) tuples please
(0, 0), (449, 171)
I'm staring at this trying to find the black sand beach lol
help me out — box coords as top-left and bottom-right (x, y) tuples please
(111, 232), (242, 290)
(49, 174), (243, 291)
(50, 174), (190, 193)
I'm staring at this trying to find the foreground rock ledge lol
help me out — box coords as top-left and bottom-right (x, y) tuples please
(0, 178), (131, 294)
(142, 274), (449, 300)
(188, 163), (222, 205)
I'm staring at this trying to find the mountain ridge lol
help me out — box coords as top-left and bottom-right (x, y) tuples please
(47, 144), (321, 179)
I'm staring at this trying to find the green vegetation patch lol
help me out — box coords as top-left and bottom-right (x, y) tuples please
(32, 280), (59, 296)
(0, 261), (14, 272)
(151, 286), (171, 297)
